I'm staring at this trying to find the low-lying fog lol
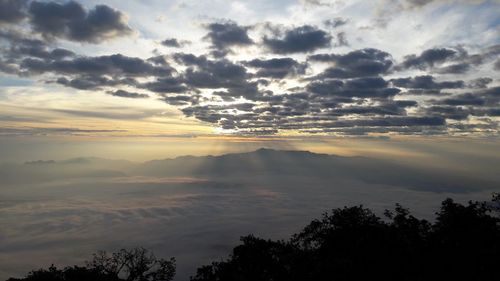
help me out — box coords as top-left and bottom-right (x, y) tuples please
(1, 149), (498, 280)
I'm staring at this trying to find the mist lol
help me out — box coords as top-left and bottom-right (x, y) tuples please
(1, 148), (498, 280)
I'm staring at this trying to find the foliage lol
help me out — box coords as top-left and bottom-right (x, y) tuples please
(8, 196), (500, 281)
(191, 196), (500, 281)
(8, 248), (175, 281)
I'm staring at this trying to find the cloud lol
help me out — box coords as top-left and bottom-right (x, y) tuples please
(243, 58), (307, 79)
(0, 127), (126, 136)
(468, 78), (492, 89)
(438, 93), (485, 106)
(299, 0), (341, 7)
(160, 38), (189, 48)
(399, 48), (457, 70)
(0, 30), (75, 62)
(55, 75), (138, 90)
(28, 1), (132, 43)
(141, 77), (188, 94)
(391, 75), (464, 90)
(263, 25), (331, 54)
(324, 17), (348, 28)
(494, 59), (500, 71)
(307, 77), (400, 98)
(335, 31), (349, 46)
(107, 90), (149, 99)
(0, 0), (28, 24)
(435, 63), (470, 74)
(21, 54), (173, 77)
(0, 6), (498, 138)
(204, 21), (253, 57)
(396, 45), (499, 74)
(308, 48), (393, 78)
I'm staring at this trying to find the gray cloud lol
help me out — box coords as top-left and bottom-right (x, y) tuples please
(391, 75), (464, 90)
(438, 93), (485, 106)
(335, 31), (349, 46)
(324, 17), (348, 28)
(0, 11), (498, 137)
(263, 25), (331, 54)
(468, 77), (492, 89)
(494, 59), (500, 71)
(307, 77), (400, 98)
(435, 63), (470, 74)
(142, 77), (188, 94)
(204, 21), (253, 57)
(56, 75), (138, 90)
(0, 126), (126, 136)
(107, 90), (149, 99)
(400, 48), (457, 70)
(0, 0), (28, 24)
(243, 58), (307, 79)
(309, 48), (393, 78)
(0, 30), (75, 65)
(161, 38), (189, 48)
(396, 45), (500, 74)
(21, 54), (172, 77)
(28, 1), (132, 43)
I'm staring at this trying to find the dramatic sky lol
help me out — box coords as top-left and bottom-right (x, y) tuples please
(0, 0), (499, 161)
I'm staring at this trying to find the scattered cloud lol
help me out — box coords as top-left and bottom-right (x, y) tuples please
(28, 1), (133, 43)
(263, 25), (331, 54)
(0, 0), (497, 137)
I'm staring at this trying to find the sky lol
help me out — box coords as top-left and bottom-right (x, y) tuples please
(0, 0), (499, 161)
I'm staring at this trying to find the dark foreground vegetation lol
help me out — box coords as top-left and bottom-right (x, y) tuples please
(9, 195), (500, 281)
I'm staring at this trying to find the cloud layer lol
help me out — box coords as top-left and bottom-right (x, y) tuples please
(0, 0), (498, 137)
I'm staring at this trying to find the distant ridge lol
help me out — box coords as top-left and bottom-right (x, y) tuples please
(3, 148), (499, 193)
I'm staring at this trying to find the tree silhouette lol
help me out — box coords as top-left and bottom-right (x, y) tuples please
(8, 248), (175, 281)
(8, 196), (500, 281)
(191, 196), (500, 281)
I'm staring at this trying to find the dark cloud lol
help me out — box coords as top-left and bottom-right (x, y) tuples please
(21, 54), (172, 77)
(107, 90), (149, 99)
(204, 21), (252, 57)
(172, 53), (262, 99)
(435, 63), (470, 74)
(263, 25), (331, 54)
(423, 106), (471, 120)
(28, 1), (132, 43)
(335, 32), (349, 46)
(243, 58), (307, 78)
(142, 77), (188, 94)
(309, 48), (393, 78)
(326, 100), (417, 116)
(0, 0), (28, 24)
(0, 30), (75, 62)
(161, 38), (188, 48)
(391, 75), (464, 90)
(397, 45), (499, 74)
(494, 59), (500, 71)
(0, 13), (497, 139)
(468, 77), (492, 89)
(324, 17), (348, 28)
(406, 0), (434, 8)
(399, 48), (457, 70)
(438, 93), (485, 106)
(161, 94), (198, 106)
(328, 116), (446, 127)
(55, 75), (138, 90)
(307, 77), (400, 98)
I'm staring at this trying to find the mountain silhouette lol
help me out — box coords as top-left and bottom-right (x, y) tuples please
(1, 149), (498, 193)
